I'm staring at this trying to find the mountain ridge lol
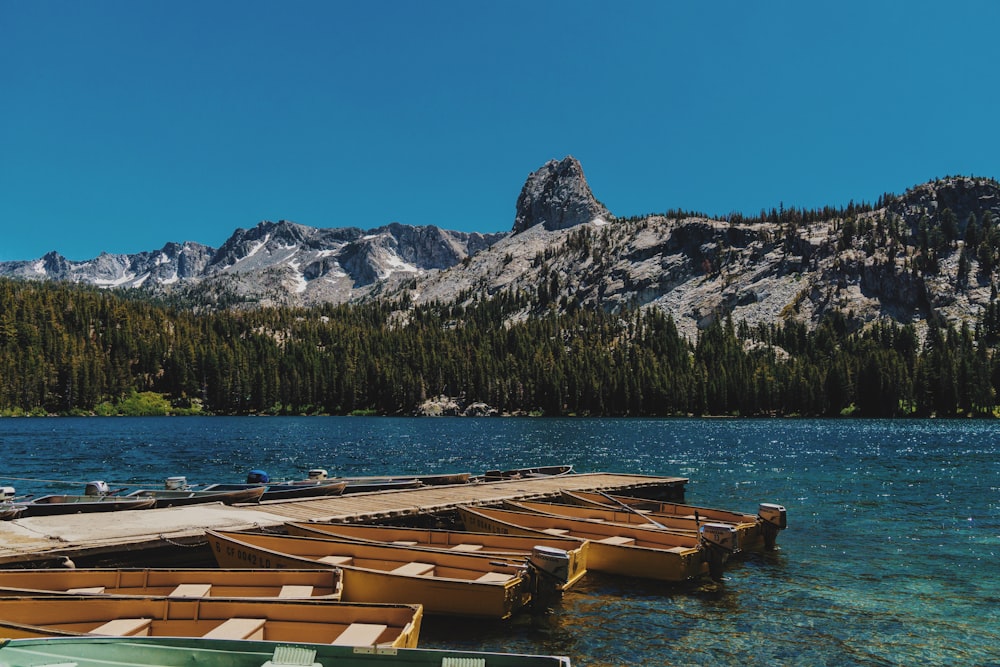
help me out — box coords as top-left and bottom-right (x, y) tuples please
(3, 158), (1000, 337)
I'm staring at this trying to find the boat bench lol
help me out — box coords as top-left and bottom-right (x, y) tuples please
(67, 586), (106, 594)
(597, 536), (636, 546)
(169, 583), (212, 597)
(390, 540), (420, 547)
(278, 584), (314, 598)
(475, 572), (511, 583)
(542, 528), (569, 536)
(331, 622), (387, 646)
(202, 617), (267, 640)
(317, 555), (353, 566)
(450, 543), (484, 552)
(90, 617), (152, 636)
(391, 562), (435, 577)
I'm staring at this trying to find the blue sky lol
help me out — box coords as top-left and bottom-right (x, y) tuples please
(2, 1), (999, 261)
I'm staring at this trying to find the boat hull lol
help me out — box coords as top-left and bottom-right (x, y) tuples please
(0, 636), (572, 667)
(16, 496), (156, 517)
(458, 505), (707, 583)
(125, 486), (266, 508)
(561, 490), (767, 551)
(283, 522), (589, 590)
(206, 530), (533, 619)
(0, 596), (421, 648)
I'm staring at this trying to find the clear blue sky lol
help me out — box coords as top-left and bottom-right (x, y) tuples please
(2, 1), (999, 261)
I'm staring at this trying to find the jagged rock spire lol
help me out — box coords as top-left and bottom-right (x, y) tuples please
(512, 156), (613, 234)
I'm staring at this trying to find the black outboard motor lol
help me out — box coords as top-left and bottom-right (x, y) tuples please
(758, 503), (787, 550)
(246, 470), (270, 484)
(700, 522), (739, 580)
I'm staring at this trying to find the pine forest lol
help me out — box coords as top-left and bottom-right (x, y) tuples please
(2, 277), (998, 419)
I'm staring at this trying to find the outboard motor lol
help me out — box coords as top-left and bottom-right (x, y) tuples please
(0, 486), (14, 501)
(246, 470), (270, 484)
(700, 522), (739, 580)
(758, 503), (788, 551)
(307, 469), (328, 481)
(164, 476), (188, 490)
(84, 480), (111, 496)
(524, 546), (571, 610)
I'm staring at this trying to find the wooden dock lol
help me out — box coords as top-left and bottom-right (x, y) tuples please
(0, 473), (686, 567)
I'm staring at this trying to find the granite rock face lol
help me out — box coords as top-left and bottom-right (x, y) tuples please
(512, 156), (613, 234)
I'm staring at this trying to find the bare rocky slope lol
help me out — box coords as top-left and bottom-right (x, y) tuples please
(3, 156), (999, 337)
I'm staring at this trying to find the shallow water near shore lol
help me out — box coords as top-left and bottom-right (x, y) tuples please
(2, 417), (998, 666)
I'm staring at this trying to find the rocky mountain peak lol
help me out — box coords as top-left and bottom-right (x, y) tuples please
(512, 156), (613, 234)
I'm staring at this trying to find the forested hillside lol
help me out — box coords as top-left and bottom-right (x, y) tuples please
(2, 278), (998, 418)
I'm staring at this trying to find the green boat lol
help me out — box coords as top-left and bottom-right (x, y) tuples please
(0, 636), (572, 666)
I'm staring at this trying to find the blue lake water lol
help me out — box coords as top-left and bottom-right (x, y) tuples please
(1, 417), (998, 666)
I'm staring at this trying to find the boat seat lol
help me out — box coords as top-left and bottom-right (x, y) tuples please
(542, 528), (569, 535)
(475, 572), (511, 583)
(168, 583), (212, 597)
(450, 543), (484, 552)
(666, 546), (690, 554)
(441, 659), (486, 667)
(90, 617), (152, 636)
(67, 586), (106, 594)
(597, 535), (636, 546)
(331, 622), (387, 646)
(317, 555), (353, 566)
(202, 617), (267, 640)
(391, 561), (435, 577)
(278, 584), (314, 598)
(390, 540), (420, 546)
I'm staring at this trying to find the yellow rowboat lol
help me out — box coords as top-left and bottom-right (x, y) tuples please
(0, 568), (341, 600)
(457, 504), (712, 583)
(560, 490), (788, 550)
(0, 596), (422, 648)
(206, 530), (569, 619)
(283, 522), (588, 590)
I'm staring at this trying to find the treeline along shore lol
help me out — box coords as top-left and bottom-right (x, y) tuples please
(1, 278), (998, 418)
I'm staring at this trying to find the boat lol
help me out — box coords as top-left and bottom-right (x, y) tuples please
(481, 465), (574, 480)
(560, 489), (788, 550)
(199, 481), (348, 502)
(206, 529), (571, 619)
(282, 521), (588, 590)
(0, 596), (422, 647)
(508, 497), (758, 554)
(310, 468), (470, 487)
(457, 504), (718, 583)
(15, 495), (156, 518)
(0, 636), (573, 667)
(0, 568), (342, 600)
(0, 504), (24, 521)
(123, 485), (266, 508)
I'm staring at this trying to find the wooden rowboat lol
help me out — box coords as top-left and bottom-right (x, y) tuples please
(482, 465), (574, 481)
(0, 596), (422, 647)
(457, 504), (711, 583)
(199, 481), (348, 502)
(560, 489), (786, 551)
(206, 529), (566, 619)
(16, 495), (156, 518)
(123, 486), (266, 508)
(283, 522), (588, 589)
(0, 636), (573, 667)
(0, 568), (342, 600)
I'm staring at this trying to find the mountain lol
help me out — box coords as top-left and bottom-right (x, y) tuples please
(4, 157), (1000, 337)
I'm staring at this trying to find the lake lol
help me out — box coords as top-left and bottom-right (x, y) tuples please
(1, 417), (998, 666)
